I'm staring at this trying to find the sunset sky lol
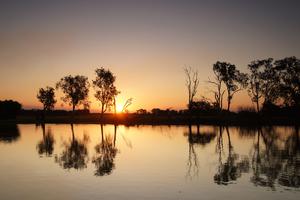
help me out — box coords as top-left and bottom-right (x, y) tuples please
(0, 0), (299, 112)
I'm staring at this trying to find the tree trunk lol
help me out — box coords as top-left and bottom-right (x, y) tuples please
(227, 90), (231, 111)
(227, 98), (231, 111)
(101, 104), (104, 122)
(72, 104), (75, 123)
(42, 107), (46, 122)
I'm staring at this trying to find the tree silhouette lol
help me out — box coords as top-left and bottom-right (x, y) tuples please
(275, 56), (300, 108)
(247, 58), (281, 112)
(213, 62), (248, 111)
(92, 124), (118, 176)
(93, 68), (119, 116)
(37, 86), (56, 111)
(56, 75), (90, 112)
(247, 59), (271, 112)
(55, 124), (89, 170)
(0, 100), (22, 119)
(189, 98), (216, 113)
(184, 67), (199, 111)
(208, 63), (226, 111)
(36, 123), (55, 157)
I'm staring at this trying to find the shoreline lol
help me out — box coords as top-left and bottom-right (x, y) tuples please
(0, 113), (299, 126)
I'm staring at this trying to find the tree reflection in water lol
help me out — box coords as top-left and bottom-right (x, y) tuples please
(92, 124), (118, 176)
(185, 124), (217, 179)
(0, 123), (20, 143)
(214, 126), (250, 185)
(251, 126), (300, 189)
(36, 123), (55, 157)
(183, 125), (299, 189)
(55, 124), (89, 170)
(278, 127), (300, 188)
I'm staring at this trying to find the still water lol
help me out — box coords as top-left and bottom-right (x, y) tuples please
(0, 124), (299, 200)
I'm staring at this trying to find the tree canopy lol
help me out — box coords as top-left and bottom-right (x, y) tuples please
(212, 62), (248, 111)
(93, 67), (119, 115)
(37, 86), (56, 111)
(56, 75), (90, 111)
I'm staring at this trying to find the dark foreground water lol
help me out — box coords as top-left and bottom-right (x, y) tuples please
(0, 124), (299, 200)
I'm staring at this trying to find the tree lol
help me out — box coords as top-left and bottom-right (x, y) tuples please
(189, 98), (216, 113)
(93, 68), (119, 116)
(136, 109), (147, 114)
(208, 63), (226, 111)
(37, 86), (56, 111)
(184, 66), (199, 111)
(275, 56), (300, 108)
(56, 75), (90, 112)
(0, 100), (22, 119)
(248, 58), (280, 112)
(213, 62), (248, 111)
(247, 59), (270, 112)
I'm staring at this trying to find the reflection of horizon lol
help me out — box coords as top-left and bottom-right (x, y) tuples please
(55, 124), (89, 170)
(92, 124), (118, 176)
(36, 123), (55, 157)
(0, 123), (20, 143)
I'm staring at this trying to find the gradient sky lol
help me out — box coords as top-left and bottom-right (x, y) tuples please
(0, 0), (299, 112)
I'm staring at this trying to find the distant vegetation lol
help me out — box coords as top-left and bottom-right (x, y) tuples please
(0, 100), (22, 119)
(186, 56), (300, 115)
(0, 56), (299, 124)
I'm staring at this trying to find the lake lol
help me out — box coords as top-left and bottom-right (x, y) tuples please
(0, 124), (299, 200)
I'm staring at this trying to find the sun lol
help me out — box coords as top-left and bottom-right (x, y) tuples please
(116, 103), (123, 113)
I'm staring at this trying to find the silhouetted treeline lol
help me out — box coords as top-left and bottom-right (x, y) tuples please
(186, 56), (300, 115)
(1, 56), (299, 124)
(0, 100), (22, 119)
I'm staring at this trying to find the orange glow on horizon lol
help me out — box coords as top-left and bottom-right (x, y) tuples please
(116, 103), (123, 113)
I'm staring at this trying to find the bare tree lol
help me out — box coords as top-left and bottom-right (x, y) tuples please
(121, 98), (133, 113)
(184, 66), (199, 111)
